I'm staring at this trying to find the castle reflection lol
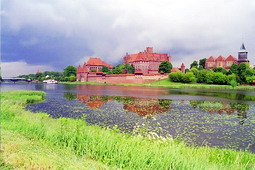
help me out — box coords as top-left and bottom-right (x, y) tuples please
(64, 92), (250, 117)
(76, 94), (171, 116)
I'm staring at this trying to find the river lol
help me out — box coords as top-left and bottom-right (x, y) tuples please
(1, 82), (255, 152)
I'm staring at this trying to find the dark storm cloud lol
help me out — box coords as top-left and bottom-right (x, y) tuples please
(1, 0), (255, 76)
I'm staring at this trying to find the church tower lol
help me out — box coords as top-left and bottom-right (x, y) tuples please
(238, 43), (249, 64)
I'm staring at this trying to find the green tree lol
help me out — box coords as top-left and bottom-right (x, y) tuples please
(101, 66), (110, 72)
(158, 61), (173, 73)
(199, 58), (207, 69)
(112, 67), (122, 74)
(205, 72), (214, 84)
(69, 75), (76, 82)
(212, 72), (227, 84)
(106, 70), (112, 75)
(213, 67), (227, 74)
(229, 63), (239, 75)
(169, 72), (183, 82)
(238, 63), (253, 84)
(190, 61), (198, 69)
(63, 66), (77, 77)
(125, 64), (135, 74)
(182, 72), (197, 83)
(196, 70), (208, 83)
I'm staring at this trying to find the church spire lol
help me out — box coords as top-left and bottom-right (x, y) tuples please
(240, 43), (246, 50)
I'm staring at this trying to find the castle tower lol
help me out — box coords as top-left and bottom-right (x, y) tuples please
(238, 43), (249, 64)
(181, 63), (185, 73)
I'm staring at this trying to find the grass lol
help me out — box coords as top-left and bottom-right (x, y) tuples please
(62, 78), (255, 90)
(1, 90), (255, 169)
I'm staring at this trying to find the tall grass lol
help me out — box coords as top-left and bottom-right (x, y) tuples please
(1, 91), (255, 169)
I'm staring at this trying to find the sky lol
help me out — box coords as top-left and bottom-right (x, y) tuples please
(1, 0), (255, 77)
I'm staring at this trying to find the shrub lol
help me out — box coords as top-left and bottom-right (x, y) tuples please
(182, 72), (197, 83)
(169, 72), (184, 82)
(212, 72), (227, 84)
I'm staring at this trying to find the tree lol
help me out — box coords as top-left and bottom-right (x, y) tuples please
(125, 64), (135, 74)
(101, 66), (110, 72)
(190, 61), (198, 69)
(158, 61), (172, 73)
(199, 58), (207, 69)
(238, 63), (253, 84)
(213, 67), (227, 74)
(69, 75), (76, 82)
(182, 72), (197, 83)
(63, 66), (77, 77)
(112, 67), (122, 74)
(196, 70), (208, 83)
(229, 63), (239, 75)
(169, 72), (183, 82)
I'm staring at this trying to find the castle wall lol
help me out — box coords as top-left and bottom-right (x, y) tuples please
(77, 73), (168, 84)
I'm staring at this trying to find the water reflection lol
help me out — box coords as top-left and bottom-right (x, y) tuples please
(64, 92), (250, 117)
(190, 101), (249, 115)
(75, 94), (172, 116)
(169, 89), (255, 101)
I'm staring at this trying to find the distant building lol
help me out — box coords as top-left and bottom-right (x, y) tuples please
(205, 55), (237, 70)
(76, 57), (113, 82)
(205, 43), (250, 70)
(171, 63), (186, 73)
(80, 57), (113, 72)
(123, 47), (171, 74)
(237, 43), (249, 64)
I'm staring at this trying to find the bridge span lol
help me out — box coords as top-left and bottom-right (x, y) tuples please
(1, 77), (32, 82)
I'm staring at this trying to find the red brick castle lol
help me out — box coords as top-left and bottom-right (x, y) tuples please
(76, 47), (170, 83)
(123, 47), (171, 74)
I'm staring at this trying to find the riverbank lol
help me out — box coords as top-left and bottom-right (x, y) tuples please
(62, 79), (255, 90)
(1, 91), (255, 169)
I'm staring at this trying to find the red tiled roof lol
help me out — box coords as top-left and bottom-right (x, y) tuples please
(77, 65), (82, 73)
(215, 56), (225, 61)
(86, 58), (113, 68)
(81, 63), (88, 72)
(124, 48), (171, 63)
(171, 67), (180, 72)
(207, 56), (216, 62)
(225, 55), (237, 61)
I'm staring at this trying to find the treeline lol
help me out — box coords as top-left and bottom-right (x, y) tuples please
(18, 66), (77, 82)
(169, 63), (254, 87)
(98, 64), (135, 74)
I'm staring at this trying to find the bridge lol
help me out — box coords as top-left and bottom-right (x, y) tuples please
(1, 77), (32, 82)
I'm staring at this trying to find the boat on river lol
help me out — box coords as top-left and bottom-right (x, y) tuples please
(43, 79), (58, 84)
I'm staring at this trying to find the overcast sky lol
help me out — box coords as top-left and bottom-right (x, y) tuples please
(1, 0), (255, 77)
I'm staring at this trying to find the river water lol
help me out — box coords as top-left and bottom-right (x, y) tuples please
(1, 83), (255, 152)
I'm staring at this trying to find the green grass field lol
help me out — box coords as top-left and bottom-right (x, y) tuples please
(1, 91), (255, 169)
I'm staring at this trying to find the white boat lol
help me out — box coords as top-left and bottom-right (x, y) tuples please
(43, 79), (58, 84)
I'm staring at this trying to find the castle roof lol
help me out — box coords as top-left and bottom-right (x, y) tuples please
(124, 47), (170, 63)
(171, 67), (180, 72)
(86, 58), (113, 68)
(215, 56), (225, 61)
(225, 55), (237, 61)
(77, 65), (82, 73)
(82, 63), (88, 72)
(207, 56), (216, 62)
